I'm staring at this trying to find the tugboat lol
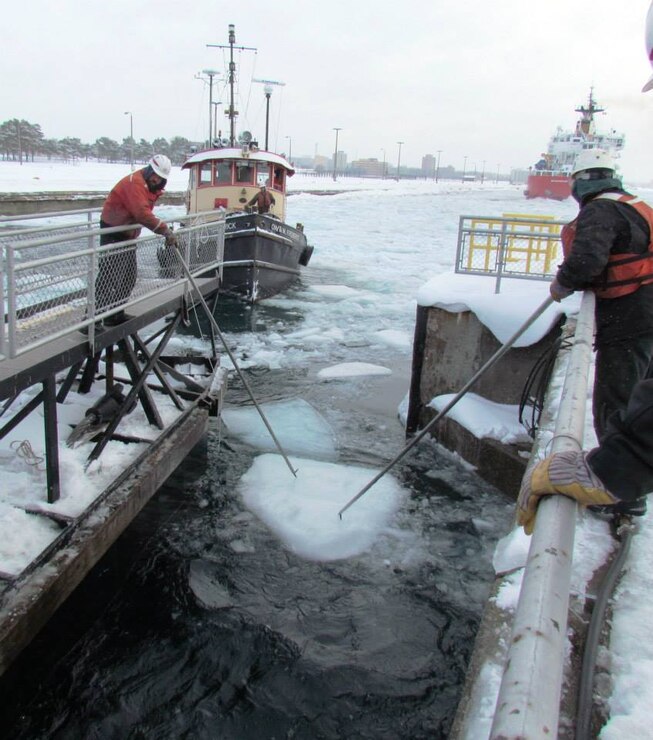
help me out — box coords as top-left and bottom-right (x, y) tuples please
(180, 25), (313, 301)
(524, 89), (625, 200)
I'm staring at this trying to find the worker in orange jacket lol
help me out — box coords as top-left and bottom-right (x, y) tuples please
(94, 154), (178, 325)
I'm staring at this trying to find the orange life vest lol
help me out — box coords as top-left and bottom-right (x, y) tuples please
(560, 193), (653, 299)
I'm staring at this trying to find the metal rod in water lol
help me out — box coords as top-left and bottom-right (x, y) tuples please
(173, 245), (297, 477)
(337, 295), (555, 518)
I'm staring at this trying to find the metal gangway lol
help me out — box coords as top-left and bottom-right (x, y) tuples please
(1, 208), (226, 360)
(455, 213), (567, 293)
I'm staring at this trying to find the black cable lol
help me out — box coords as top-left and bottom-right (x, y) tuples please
(575, 517), (635, 739)
(518, 337), (572, 437)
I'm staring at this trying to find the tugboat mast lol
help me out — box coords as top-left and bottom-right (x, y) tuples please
(207, 24), (256, 147)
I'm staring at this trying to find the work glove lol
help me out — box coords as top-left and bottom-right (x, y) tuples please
(165, 231), (179, 249)
(549, 277), (574, 302)
(517, 450), (619, 535)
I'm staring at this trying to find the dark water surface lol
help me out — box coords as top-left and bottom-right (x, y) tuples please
(0, 287), (514, 739)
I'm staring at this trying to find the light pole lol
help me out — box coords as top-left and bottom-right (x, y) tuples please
(202, 69), (219, 148)
(252, 79), (285, 150)
(381, 148), (386, 179)
(285, 135), (292, 164)
(124, 111), (134, 170)
(396, 141), (404, 181)
(481, 160), (486, 184)
(436, 149), (442, 182)
(462, 155), (468, 183)
(333, 127), (342, 181)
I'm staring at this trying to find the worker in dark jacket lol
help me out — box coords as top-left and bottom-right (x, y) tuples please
(94, 154), (178, 325)
(247, 184), (276, 214)
(516, 18), (653, 534)
(549, 148), (653, 518)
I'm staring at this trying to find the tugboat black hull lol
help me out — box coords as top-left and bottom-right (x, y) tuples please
(222, 213), (313, 302)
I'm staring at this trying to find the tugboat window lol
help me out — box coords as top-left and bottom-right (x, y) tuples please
(256, 163), (270, 186)
(236, 162), (255, 184)
(273, 166), (284, 190)
(215, 161), (232, 184)
(199, 163), (212, 185)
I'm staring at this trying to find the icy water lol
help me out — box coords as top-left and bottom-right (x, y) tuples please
(0, 184), (576, 738)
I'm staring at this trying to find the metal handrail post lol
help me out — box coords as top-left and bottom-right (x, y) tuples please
(0, 244), (5, 358)
(494, 221), (508, 294)
(490, 291), (596, 739)
(6, 246), (17, 358)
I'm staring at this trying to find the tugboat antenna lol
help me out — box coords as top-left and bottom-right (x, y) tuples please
(207, 24), (257, 146)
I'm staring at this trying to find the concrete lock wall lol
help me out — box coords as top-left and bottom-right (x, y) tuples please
(407, 305), (564, 496)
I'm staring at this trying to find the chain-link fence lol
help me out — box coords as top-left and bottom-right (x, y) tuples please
(1, 213), (225, 359)
(455, 214), (567, 293)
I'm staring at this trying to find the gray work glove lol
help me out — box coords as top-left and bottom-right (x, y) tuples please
(164, 231), (179, 249)
(549, 277), (574, 302)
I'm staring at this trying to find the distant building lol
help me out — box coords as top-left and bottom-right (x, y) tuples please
(350, 158), (386, 178)
(422, 154), (436, 177)
(335, 150), (347, 170)
(314, 154), (330, 172)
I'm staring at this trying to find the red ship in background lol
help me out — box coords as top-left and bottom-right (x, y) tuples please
(524, 89), (625, 200)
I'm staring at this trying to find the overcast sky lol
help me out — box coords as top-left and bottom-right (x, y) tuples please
(4, 0), (653, 182)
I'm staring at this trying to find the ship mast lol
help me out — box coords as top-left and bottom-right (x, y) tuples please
(207, 25), (256, 147)
(575, 87), (604, 137)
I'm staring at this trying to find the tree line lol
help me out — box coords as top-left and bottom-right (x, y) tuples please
(0, 119), (196, 166)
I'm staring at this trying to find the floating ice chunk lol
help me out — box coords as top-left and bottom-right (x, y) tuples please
(188, 560), (234, 609)
(372, 329), (412, 350)
(221, 398), (337, 459)
(317, 362), (392, 380)
(239, 453), (406, 561)
(307, 285), (362, 300)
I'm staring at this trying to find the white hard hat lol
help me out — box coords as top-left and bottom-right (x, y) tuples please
(644, 1), (653, 91)
(149, 154), (172, 178)
(570, 149), (616, 177)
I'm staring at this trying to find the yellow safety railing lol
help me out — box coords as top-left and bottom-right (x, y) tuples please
(502, 213), (562, 274)
(464, 214), (563, 277)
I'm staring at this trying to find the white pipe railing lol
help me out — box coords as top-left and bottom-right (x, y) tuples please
(489, 291), (596, 739)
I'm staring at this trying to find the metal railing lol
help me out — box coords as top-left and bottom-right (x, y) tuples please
(455, 214), (567, 293)
(1, 210), (225, 359)
(489, 291), (596, 738)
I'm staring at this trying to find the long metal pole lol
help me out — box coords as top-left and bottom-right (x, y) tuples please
(396, 141), (403, 181)
(208, 74), (214, 147)
(229, 25), (236, 146)
(264, 93), (271, 150)
(172, 246), (297, 477)
(490, 291), (595, 739)
(338, 295), (555, 517)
